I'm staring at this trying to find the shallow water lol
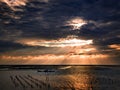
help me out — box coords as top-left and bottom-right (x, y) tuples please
(0, 65), (120, 90)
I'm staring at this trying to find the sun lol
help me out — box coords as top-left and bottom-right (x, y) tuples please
(66, 17), (87, 30)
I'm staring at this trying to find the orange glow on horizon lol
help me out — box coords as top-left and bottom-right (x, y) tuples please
(0, 54), (110, 64)
(109, 44), (120, 50)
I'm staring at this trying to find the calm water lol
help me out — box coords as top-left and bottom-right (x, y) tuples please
(0, 65), (120, 90)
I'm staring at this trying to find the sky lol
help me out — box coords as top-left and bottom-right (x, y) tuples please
(0, 0), (120, 65)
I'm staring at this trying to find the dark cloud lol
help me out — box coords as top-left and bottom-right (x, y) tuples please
(0, 0), (120, 57)
(1, 0), (119, 39)
(0, 40), (30, 53)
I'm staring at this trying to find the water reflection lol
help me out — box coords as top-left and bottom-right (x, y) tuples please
(0, 66), (120, 90)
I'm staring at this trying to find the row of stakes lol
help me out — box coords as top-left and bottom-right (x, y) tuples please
(10, 75), (50, 89)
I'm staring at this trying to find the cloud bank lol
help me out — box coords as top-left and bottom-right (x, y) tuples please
(0, 0), (120, 64)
